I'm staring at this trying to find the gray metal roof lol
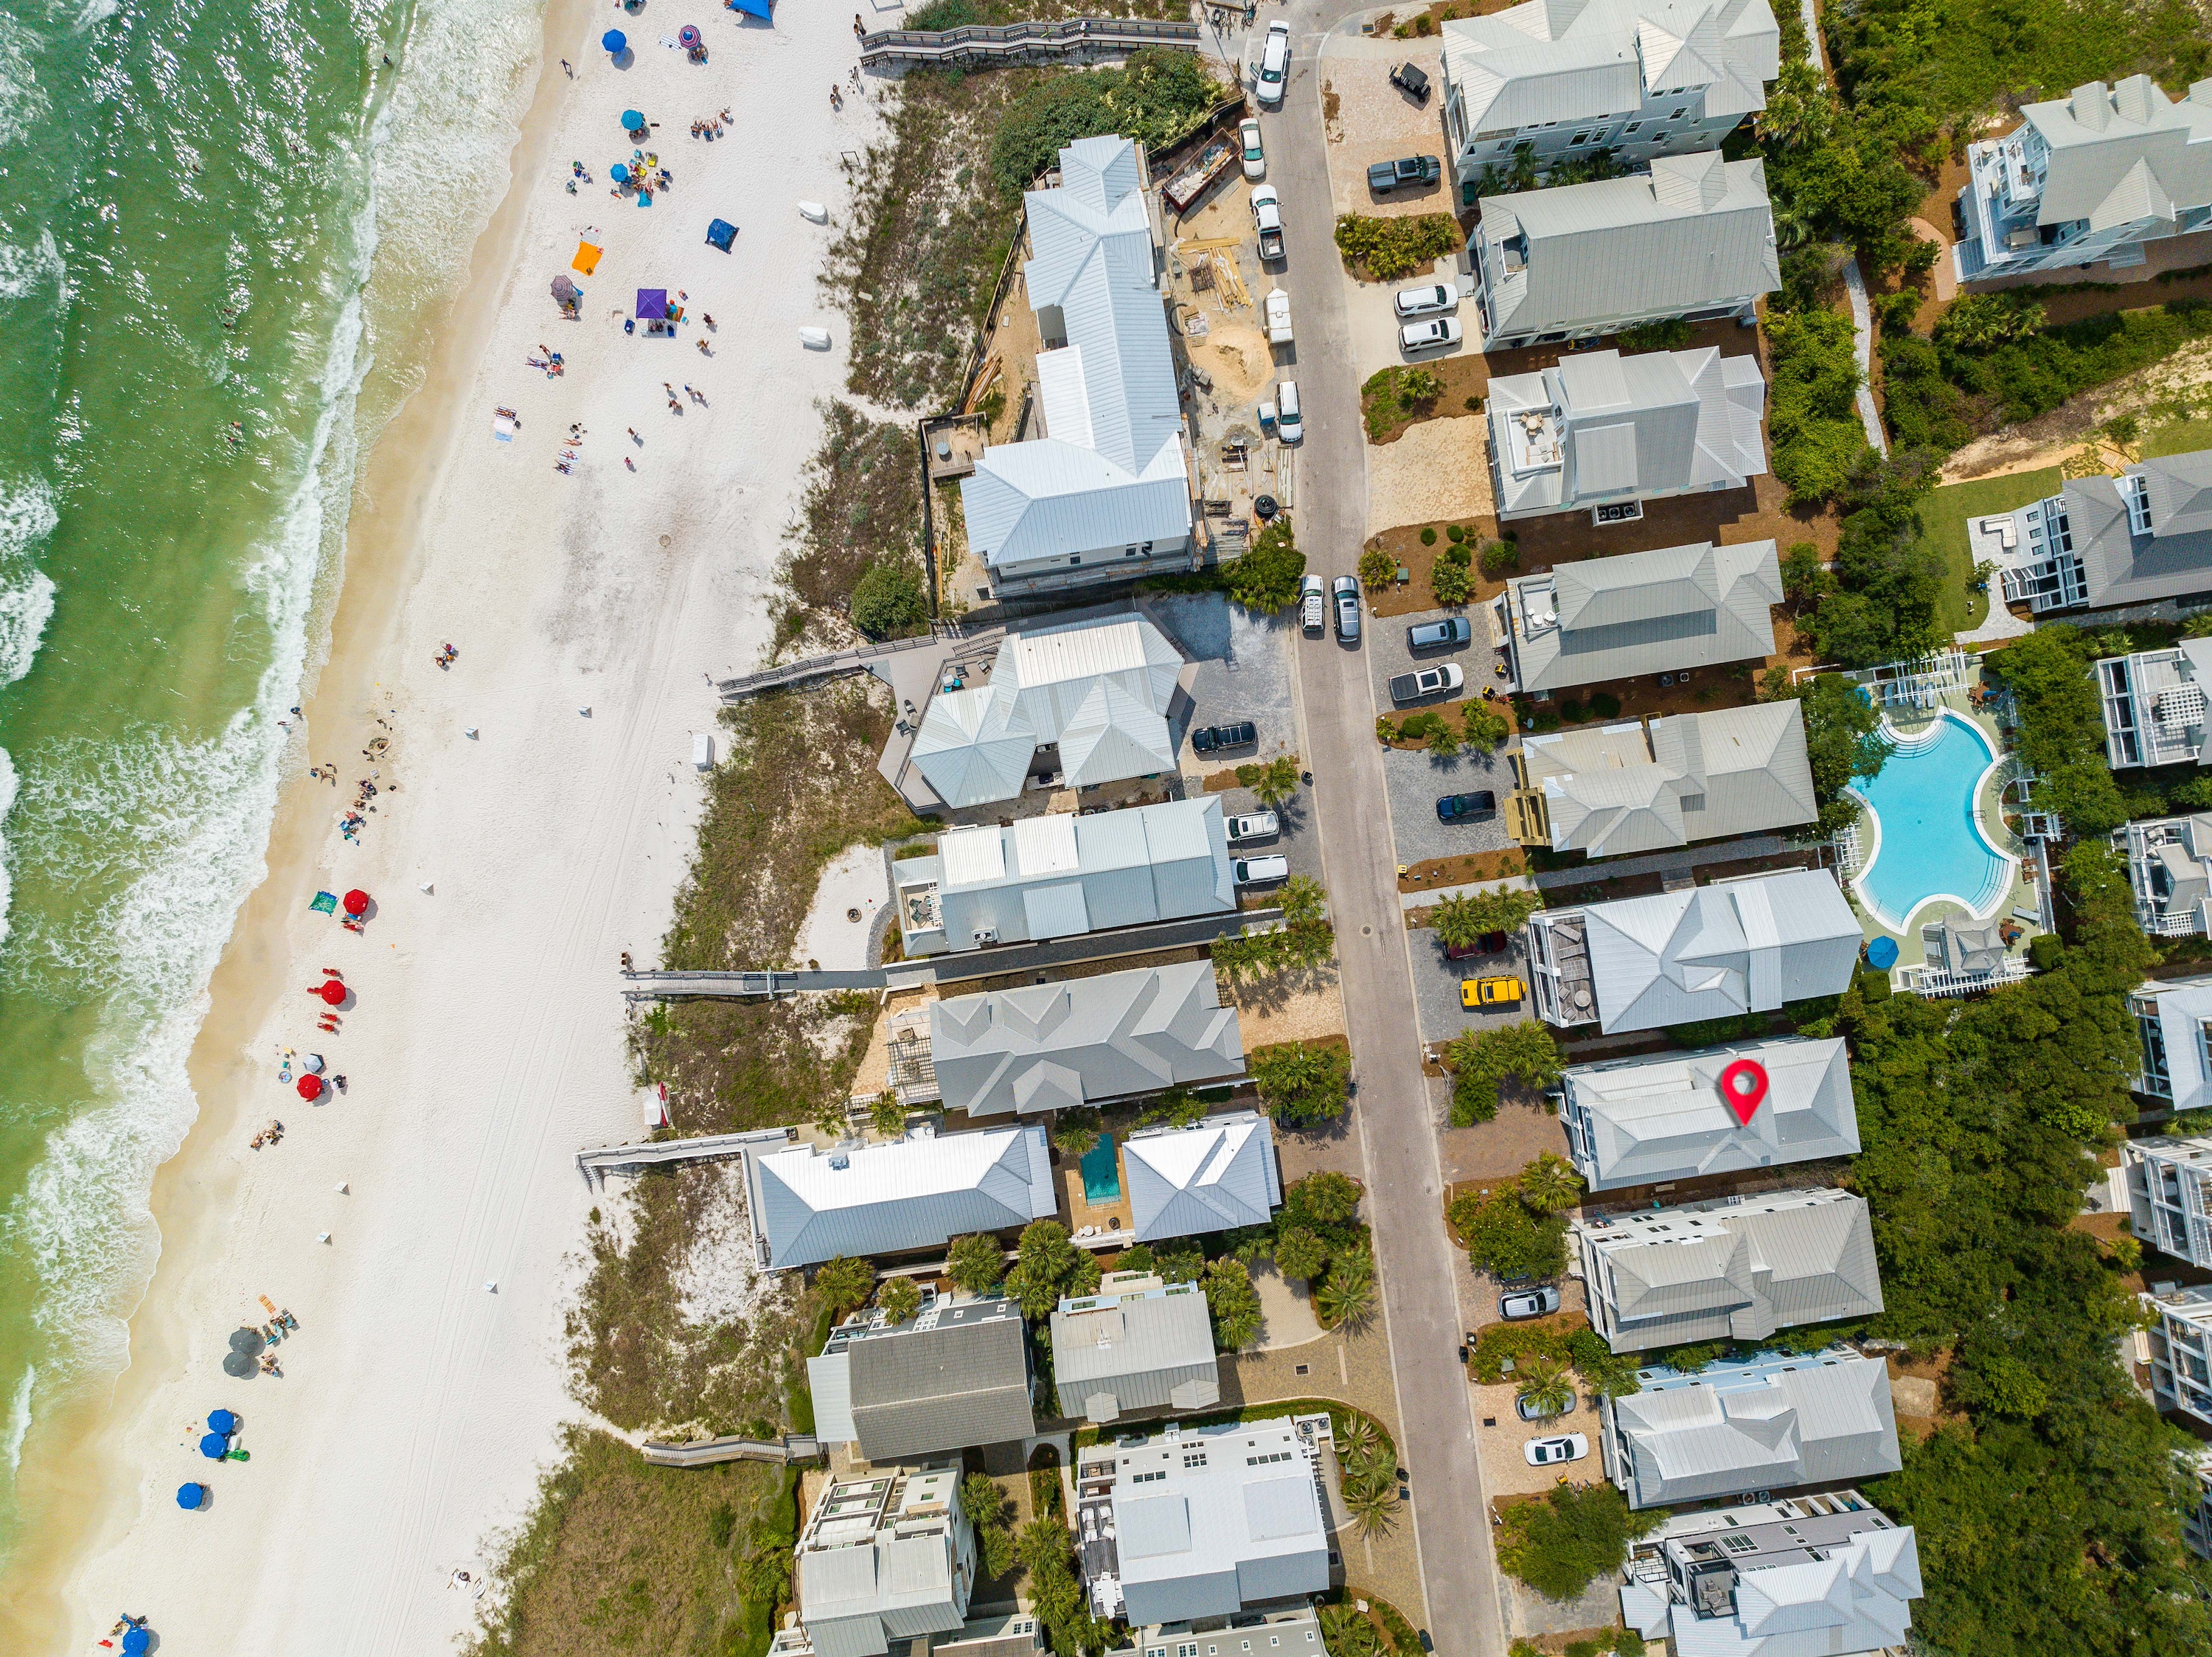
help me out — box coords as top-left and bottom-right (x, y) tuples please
(2017, 77), (2212, 229)
(810, 1297), (1036, 1459)
(1521, 701), (1815, 857)
(1543, 868), (1862, 1033)
(1641, 1498), (1922, 1656)
(961, 136), (1192, 577)
(933, 1613), (1046, 1657)
(1124, 1111), (1283, 1241)
(2064, 448), (2212, 611)
(1576, 1187), (1882, 1352)
(1506, 539), (1779, 693)
(1441, 0), (1780, 137)
(748, 1125), (1057, 1269)
(2132, 974), (2212, 1113)
(1488, 347), (1767, 518)
(797, 1466), (975, 1657)
(1478, 152), (1779, 339)
(1562, 1034), (1859, 1189)
(930, 961), (1245, 1116)
(911, 614), (1187, 809)
(1607, 1349), (1901, 1508)
(896, 797), (1235, 957)
(1051, 1272), (1220, 1423)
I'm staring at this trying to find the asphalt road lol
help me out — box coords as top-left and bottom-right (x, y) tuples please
(1258, 12), (1509, 1656)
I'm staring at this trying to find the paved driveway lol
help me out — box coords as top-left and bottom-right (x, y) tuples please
(1380, 746), (1514, 867)
(1143, 592), (1301, 774)
(1408, 925), (1532, 1052)
(1264, 10), (1508, 1654)
(1210, 780), (1325, 888)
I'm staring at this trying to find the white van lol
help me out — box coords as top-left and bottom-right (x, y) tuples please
(1275, 379), (1302, 443)
(1255, 22), (1290, 107)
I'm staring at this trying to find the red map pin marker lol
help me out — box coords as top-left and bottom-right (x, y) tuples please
(1717, 1058), (1768, 1128)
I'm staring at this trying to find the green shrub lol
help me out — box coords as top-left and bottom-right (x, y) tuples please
(1445, 523), (1467, 543)
(1586, 690), (1621, 718)
(1478, 539), (1518, 577)
(1442, 1023), (1562, 1127)
(1419, 525), (1438, 546)
(1226, 518), (1304, 611)
(2027, 932), (2065, 971)
(991, 51), (1225, 201)
(1334, 212), (1460, 281)
(852, 559), (929, 639)
(1430, 556), (1472, 605)
(1360, 364), (1443, 440)
(1616, 317), (1691, 352)
(1360, 547), (1397, 588)
(1251, 1041), (1352, 1128)
(1497, 1483), (1661, 1599)
(1766, 307), (1871, 504)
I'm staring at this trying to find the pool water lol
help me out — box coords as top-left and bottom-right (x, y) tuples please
(1081, 1133), (1122, 1202)
(1848, 710), (2015, 931)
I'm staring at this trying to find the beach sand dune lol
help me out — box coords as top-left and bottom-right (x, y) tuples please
(15, 6), (887, 1650)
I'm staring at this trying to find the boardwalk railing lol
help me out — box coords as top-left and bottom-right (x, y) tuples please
(715, 624), (981, 702)
(860, 15), (1199, 66)
(574, 1128), (790, 1185)
(641, 1434), (824, 1468)
(622, 968), (886, 999)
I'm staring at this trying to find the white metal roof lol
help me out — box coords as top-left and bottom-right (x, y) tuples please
(1123, 1111), (1284, 1240)
(2017, 77), (2212, 229)
(748, 1126), (1056, 1268)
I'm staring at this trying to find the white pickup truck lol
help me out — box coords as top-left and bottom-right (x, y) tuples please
(1251, 185), (1285, 261)
(1264, 287), (1293, 345)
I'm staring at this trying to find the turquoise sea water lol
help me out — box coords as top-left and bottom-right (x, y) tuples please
(1849, 711), (2014, 931)
(0, 0), (543, 1569)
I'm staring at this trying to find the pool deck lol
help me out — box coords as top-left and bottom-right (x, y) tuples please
(1843, 692), (2049, 979)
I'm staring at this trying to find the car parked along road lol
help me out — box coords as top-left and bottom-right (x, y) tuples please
(1256, 21), (1290, 106)
(1368, 154), (1441, 192)
(1332, 575), (1360, 642)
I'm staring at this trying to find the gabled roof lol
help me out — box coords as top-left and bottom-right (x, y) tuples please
(961, 136), (1192, 573)
(748, 1127), (1057, 1269)
(1123, 1111), (1283, 1241)
(2017, 76), (2212, 229)
(1578, 1187), (1883, 1351)
(930, 961), (1245, 1116)
(1562, 1034), (1858, 1188)
(1441, 0), (1779, 136)
(911, 614), (1185, 808)
(1522, 701), (1816, 857)
(2059, 449), (2212, 611)
(1478, 153), (1779, 339)
(1609, 1349), (1902, 1507)
(1565, 869), (1862, 1033)
(1506, 540), (1779, 693)
(1051, 1273), (1220, 1422)
(835, 1300), (1037, 1459)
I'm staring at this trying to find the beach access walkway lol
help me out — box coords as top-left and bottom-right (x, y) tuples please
(574, 1126), (791, 1185)
(714, 622), (994, 702)
(858, 15), (1199, 67)
(640, 1433), (824, 1467)
(618, 906), (1280, 1001)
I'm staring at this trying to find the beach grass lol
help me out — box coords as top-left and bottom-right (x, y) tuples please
(1916, 468), (2062, 638)
(782, 401), (928, 645)
(2143, 417), (2212, 460)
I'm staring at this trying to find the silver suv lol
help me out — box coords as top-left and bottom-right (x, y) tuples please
(1332, 575), (1360, 642)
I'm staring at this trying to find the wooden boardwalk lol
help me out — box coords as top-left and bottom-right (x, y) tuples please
(859, 15), (1198, 67)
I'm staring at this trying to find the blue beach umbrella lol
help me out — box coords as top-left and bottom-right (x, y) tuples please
(621, 109), (645, 132)
(122, 1630), (150, 1656)
(200, 1432), (229, 1460)
(176, 1482), (205, 1510)
(602, 29), (627, 52)
(610, 163), (630, 184)
(207, 1408), (238, 1435)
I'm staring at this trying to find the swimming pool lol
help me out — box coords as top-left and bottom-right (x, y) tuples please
(1847, 709), (2016, 932)
(1080, 1133), (1121, 1203)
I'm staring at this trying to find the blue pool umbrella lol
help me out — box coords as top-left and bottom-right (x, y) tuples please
(207, 1407), (238, 1435)
(199, 1432), (229, 1460)
(122, 1630), (150, 1656)
(706, 218), (737, 251)
(176, 1482), (205, 1510)
(621, 109), (645, 131)
(1865, 936), (1899, 970)
(602, 29), (627, 52)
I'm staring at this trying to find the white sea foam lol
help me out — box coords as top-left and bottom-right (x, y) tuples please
(0, 230), (66, 306)
(1, 1364), (29, 1476)
(0, 15), (51, 155)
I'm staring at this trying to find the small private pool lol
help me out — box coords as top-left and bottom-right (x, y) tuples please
(1080, 1133), (1121, 1203)
(1848, 709), (2016, 933)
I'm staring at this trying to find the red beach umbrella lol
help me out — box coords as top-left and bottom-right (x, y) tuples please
(342, 889), (370, 916)
(318, 979), (347, 1007)
(296, 1075), (324, 1101)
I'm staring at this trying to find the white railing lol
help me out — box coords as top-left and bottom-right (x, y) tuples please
(1896, 959), (2032, 999)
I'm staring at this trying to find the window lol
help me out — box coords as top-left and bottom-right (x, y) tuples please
(1178, 1642), (1199, 1656)
(1624, 120), (1641, 133)
(1670, 107), (1686, 119)
(1133, 1469), (1166, 1484)
(1070, 554), (1082, 565)
(1570, 131), (1590, 145)
(1142, 540), (1154, 553)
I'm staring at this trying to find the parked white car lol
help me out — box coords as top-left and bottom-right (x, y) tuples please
(1394, 283), (1455, 318)
(1234, 854), (1290, 884)
(1239, 118), (1266, 180)
(1400, 316), (1464, 352)
(1299, 574), (1326, 634)
(1523, 1434), (1589, 1467)
(1275, 378), (1302, 443)
(1225, 810), (1280, 842)
(1255, 21), (1290, 107)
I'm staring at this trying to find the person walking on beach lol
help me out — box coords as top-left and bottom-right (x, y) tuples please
(561, 58), (573, 77)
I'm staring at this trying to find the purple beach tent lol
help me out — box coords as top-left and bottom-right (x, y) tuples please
(635, 288), (669, 322)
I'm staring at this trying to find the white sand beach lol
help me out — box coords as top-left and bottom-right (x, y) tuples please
(8, 5), (885, 1650)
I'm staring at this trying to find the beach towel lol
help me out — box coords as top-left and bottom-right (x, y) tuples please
(572, 241), (602, 275)
(493, 414), (519, 441)
(310, 891), (338, 914)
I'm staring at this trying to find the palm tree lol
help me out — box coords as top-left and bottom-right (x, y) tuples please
(1335, 1414), (1380, 1465)
(1315, 1251), (1377, 1333)
(1516, 1355), (1575, 1420)
(1340, 1454), (1400, 1538)
(1517, 1152), (1585, 1216)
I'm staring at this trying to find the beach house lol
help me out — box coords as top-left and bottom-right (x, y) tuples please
(1496, 539), (1781, 696)
(2145, 1283), (2212, 1428)
(2129, 974), (2212, 1113)
(1484, 346), (1767, 521)
(1601, 1347), (1903, 1508)
(1525, 869), (1862, 1032)
(1051, 1271), (1221, 1424)
(1506, 703), (1816, 857)
(807, 1295), (1036, 1460)
(893, 799), (1234, 959)
(1952, 76), (2212, 283)
(959, 136), (1194, 597)
(792, 1465), (978, 1657)
(1558, 1034), (1859, 1190)
(745, 1125), (1057, 1271)
(2116, 816), (2212, 937)
(1617, 1491), (1923, 1656)
(1074, 1418), (1331, 1622)
(1472, 152), (1779, 350)
(1573, 1187), (1883, 1353)
(1120, 1112), (1282, 1242)
(1439, 0), (1781, 204)
(1982, 448), (2212, 616)
(2095, 637), (2212, 768)
(2122, 1133), (2212, 1268)
(925, 962), (1245, 1116)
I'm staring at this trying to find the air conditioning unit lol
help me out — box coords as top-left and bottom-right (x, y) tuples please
(973, 927), (999, 945)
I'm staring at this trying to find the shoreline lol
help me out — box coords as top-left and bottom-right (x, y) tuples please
(0, 0), (878, 1643)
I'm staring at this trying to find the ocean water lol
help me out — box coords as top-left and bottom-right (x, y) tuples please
(0, 0), (544, 1568)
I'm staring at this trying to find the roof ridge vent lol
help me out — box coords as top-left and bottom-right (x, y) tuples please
(2070, 82), (2113, 131)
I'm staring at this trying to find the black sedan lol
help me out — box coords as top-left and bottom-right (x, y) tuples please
(1436, 791), (1497, 821)
(1191, 721), (1258, 754)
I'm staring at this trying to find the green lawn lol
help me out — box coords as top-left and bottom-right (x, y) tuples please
(1916, 468), (2064, 639)
(2142, 418), (2212, 461)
